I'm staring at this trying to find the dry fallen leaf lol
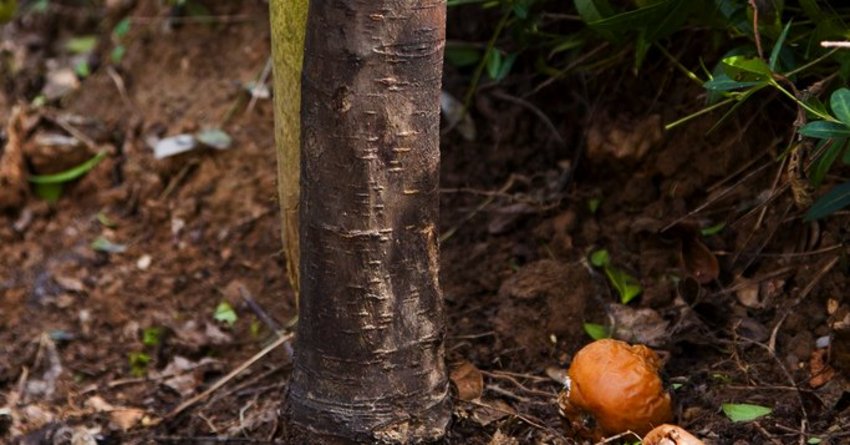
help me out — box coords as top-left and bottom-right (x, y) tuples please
(680, 236), (719, 285)
(809, 349), (835, 388)
(472, 399), (515, 426)
(488, 429), (519, 445)
(109, 407), (146, 431)
(450, 361), (484, 401)
(643, 424), (705, 445)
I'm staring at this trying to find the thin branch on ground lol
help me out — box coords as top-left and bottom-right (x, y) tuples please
(160, 332), (294, 422)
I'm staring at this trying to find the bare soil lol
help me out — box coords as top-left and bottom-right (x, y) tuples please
(1, 1), (848, 444)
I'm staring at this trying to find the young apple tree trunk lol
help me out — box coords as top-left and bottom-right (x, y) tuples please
(269, 0), (307, 299)
(284, 0), (450, 442)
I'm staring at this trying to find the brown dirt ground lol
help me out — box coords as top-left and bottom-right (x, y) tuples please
(1, 1), (849, 444)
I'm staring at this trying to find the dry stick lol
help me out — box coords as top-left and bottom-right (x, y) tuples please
(734, 202), (793, 270)
(466, 399), (556, 436)
(748, 0), (764, 59)
(153, 436), (284, 444)
(105, 66), (134, 112)
(480, 370), (558, 398)
(755, 152), (789, 230)
(246, 57), (273, 113)
(739, 337), (810, 444)
(161, 332), (294, 421)
(490, 91), (565, 145)
(768, 256), (840, 353)
(440, 174), (517, 243)
(593, 430), (642, 445)
(43, 114), (100, 153)
(238, 285), (283, 334)
(662, 161), (774, 232)
(821, 41), (850, 48)
(753, 421), (783, 445)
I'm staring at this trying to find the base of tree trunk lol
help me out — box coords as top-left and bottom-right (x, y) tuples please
(282, 390), (450, 444)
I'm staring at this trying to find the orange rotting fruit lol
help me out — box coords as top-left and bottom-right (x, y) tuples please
(559, 339), (672, 439)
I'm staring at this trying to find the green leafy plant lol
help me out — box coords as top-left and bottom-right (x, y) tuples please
(128, 351), (151, 377)
(589, 249), (643, 304)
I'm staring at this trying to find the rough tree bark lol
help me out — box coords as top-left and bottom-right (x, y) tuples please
(284, 0), (450, 443)
(270, 0), (307, 299)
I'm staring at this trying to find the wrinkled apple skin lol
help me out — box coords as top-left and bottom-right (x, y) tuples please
(560, 339), (672, 439)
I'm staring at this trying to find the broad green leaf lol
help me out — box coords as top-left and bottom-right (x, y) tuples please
(74, 60), (90, 78)
(574, 0), (617, 40)
(805, 181), (850, 221)
(111, 44), (126, 64)
(604, 266), (642, 304)
(810, 138), (846, 187)
(214, 301), (238, 326)
(28, 151), (107, 184)
(65, 35), (97, 54)
(722, 403), (772, 422)
(445, 45), (481, 67)
(583, 323), (611, 340)
(589, 249), (610, 267)
(549, 35), (585, 57)
(703, 73), (764, 92)
(799, 121), (850, 139)
(769, 20), (792, 71)
(494, 53), (517, 81)
(113, 17), (131, 38)
(574, 0), (615, 24)
(830, 88), (850, 127)
(721, 56), (771, 81)
(485, 48), (502, 80)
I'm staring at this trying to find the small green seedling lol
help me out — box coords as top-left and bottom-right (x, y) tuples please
(583, 322), (611, 340)
(214, 301), (238, 326)
(142, 326), (163, 346)
(589, 248), (642, 304)
(91, 236), (126, 254)
(28, 150), (107, 203)
(128, 351), (151, 377)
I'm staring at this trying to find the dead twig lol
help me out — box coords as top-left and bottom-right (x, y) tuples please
(490, 91), (565, 145)
(160, 332), (294, 422)
(440, 174), (517, 243)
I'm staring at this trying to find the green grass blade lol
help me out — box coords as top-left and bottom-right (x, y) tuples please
(28, 150), (108, 184)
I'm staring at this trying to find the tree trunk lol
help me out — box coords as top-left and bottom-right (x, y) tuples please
(270, 0), (308, 300)
(284, 0), (450, 443)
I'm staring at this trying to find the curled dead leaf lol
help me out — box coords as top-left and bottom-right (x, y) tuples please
(450, 361), (484, 401)
(109, 407), (146, 431)
(680, 236), (719, 285)
(809, 349), (835, 388)
(471, 399), (515, 426)
(643, 424), (705, 445)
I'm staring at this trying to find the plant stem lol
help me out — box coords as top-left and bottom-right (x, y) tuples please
(665, 97), (736, 130)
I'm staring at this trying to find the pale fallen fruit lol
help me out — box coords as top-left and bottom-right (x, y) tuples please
(643, 424), (705, 445)
(558, 339), (672, 439)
